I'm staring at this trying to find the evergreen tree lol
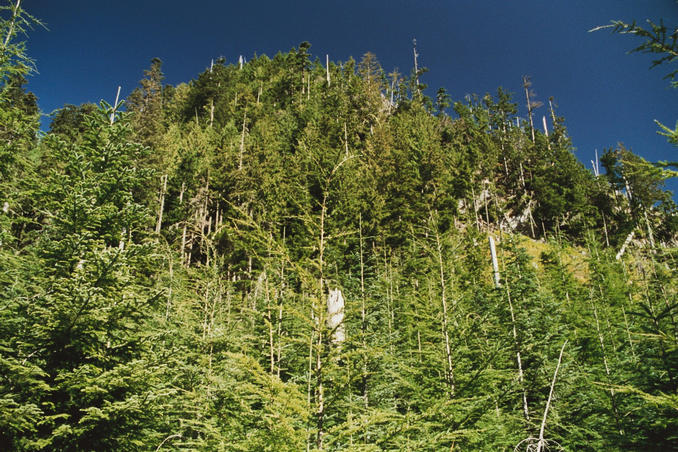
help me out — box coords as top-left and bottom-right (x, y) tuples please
(2, 3), (678, 447)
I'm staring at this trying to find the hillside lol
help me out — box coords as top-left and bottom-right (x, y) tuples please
(2, 4), (678, 451)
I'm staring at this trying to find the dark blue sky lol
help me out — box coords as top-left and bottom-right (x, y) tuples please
(22, 0), (678, 192)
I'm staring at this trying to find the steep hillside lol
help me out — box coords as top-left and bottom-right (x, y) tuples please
(2, 3), (678, 449)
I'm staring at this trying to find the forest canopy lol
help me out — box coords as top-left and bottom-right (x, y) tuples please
(1, 2), (678, 450)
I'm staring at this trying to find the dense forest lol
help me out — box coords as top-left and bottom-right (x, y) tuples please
(2, 2), (678, 451)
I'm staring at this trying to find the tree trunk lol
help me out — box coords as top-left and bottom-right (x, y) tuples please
(239, 109), (247, 171)
(326, 54), (330, 86)
(489, 235), (501, 288)
(359, 214), (368, 407)
(315, 193), (328, 450)
(265, 272), (275, 374)
(155, 174), (167, 234)
(181, 223), (187, 265)
(536, 341), (567, 452)
(523, 76), (535, 143)
(506, 284), (530, 422)
(110, 86), (121, 125)
(590, 292), (625, 436)
(434, 224), (455, 396)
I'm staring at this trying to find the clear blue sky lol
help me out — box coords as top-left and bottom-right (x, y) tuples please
(22, 0), (678, 192)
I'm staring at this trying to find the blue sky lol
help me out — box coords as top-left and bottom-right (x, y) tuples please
(22, 0), (678, 192)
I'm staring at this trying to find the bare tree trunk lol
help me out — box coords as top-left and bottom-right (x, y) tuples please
(315, 193), (328, 450)
(156, 174), (168, 234)
(622, 174), (633, 204)
(277, 227), (286, 378)
(622, 299), (637, 363)
(536, 341), (568, 452)
(208, 283), (219, 384)
(523, 76), (536, 143)
(201, 285), (210, 341)
(489, 235), (501, 288)
(522, 76), (543, 143)
(389, 71), (397, 110)
(602, 213), (610, 247)
(277, 285), (284, 378)
(506, 284), (530, 422)
(327, 289), (345, 345)
(239, 109), (247, 171)
(165, 254), (174, 321)
(200, 175), (210, 257)
(306, 320), (315, 452)
(590, 293), (625, 436)
(181, 223), (187, 265)
(265, 272), (275, 374)
(471, 185), (481, 231)
(527, 202), (537, 239)
(326, 54), (330, 87)
(316, 333), (324, 450)
(434, 223), (455, 396)
(359, 214), (369, 407)
(384, 250), (394, 353)
(110, 86), (121, 125)
(616, 231), (635, 260)
(412, 38), (420, 96)
(118, 227), (126, 250)
(548, 96), (557, 125)
(644, 209), (656, 249)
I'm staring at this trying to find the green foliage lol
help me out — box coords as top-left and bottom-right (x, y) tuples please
(127, 58), (167, 155)
(592, 7), (678, 182)
(2, 5), (678, 448)
(0, 0), (43, 84)
(591, 17), (678, 86)
(656, 118), (678, 147)
(48, 102), (98, 142)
